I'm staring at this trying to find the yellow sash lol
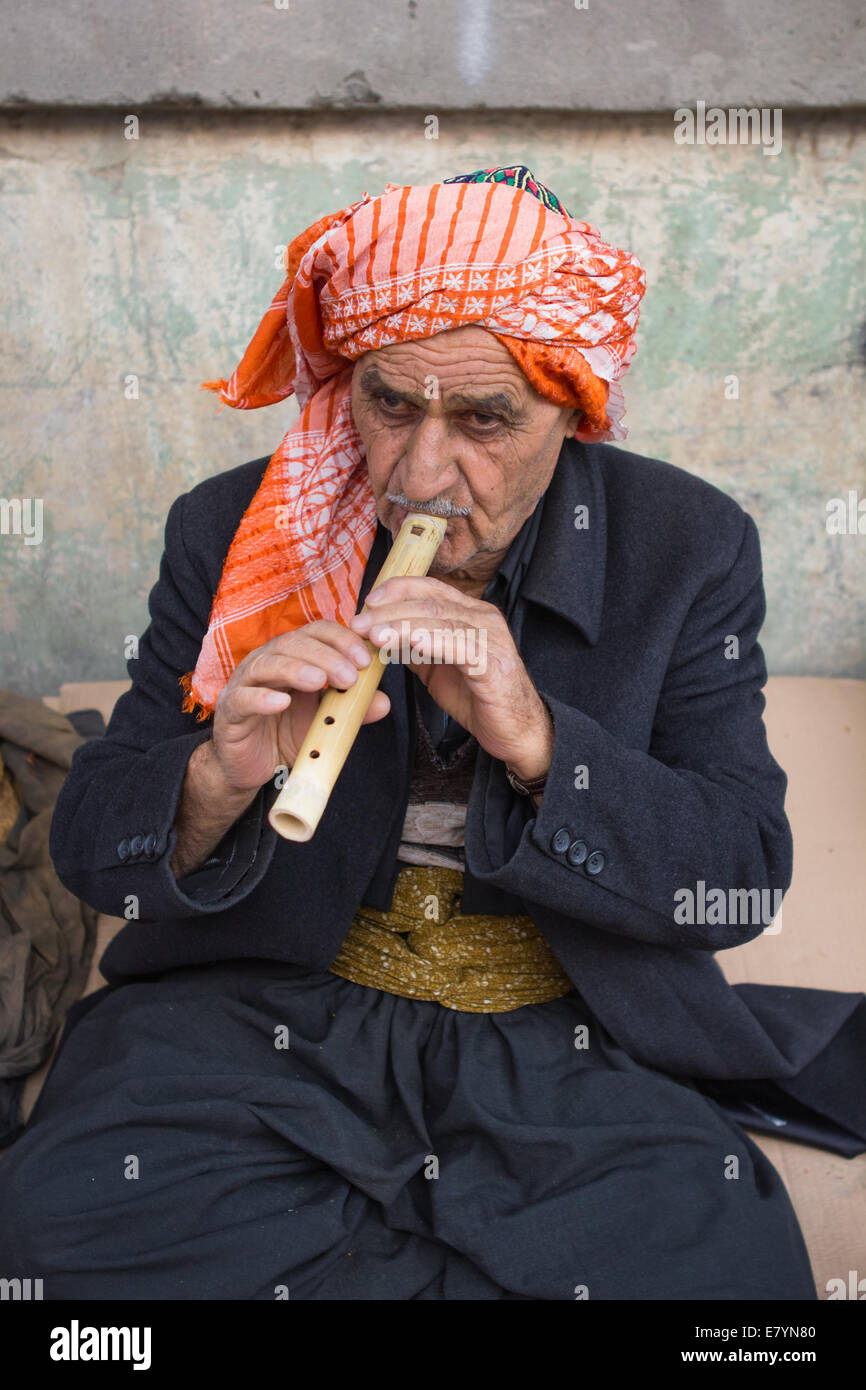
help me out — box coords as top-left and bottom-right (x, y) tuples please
(329, 864), (573, 1013)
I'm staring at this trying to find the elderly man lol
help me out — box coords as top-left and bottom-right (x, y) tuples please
(0, 166), (862, 1301)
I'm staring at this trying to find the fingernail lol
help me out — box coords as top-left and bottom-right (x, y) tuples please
(353, 647), (371, 666)
(366, 589), (383, 604)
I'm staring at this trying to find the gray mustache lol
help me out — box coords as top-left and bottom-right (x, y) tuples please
(386, 492), (472, 518)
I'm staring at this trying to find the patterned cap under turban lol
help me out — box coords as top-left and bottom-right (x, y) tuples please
(181, 165), (646, 720)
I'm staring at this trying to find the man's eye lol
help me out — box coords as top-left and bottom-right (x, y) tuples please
(466, 412), (500, 429)
(377, 392), (408, 412)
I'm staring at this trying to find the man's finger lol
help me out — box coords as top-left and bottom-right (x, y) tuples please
(366, 574), (485, 610)
(218, 685), (293, 725)
(361, 690), (391, 723)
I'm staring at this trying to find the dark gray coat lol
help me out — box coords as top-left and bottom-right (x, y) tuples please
(49, 439), (866, 1154)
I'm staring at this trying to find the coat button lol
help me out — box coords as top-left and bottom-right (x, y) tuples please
(566, 839), (588, 867)
(117, 838), (130, 861)
(143, 833), (156, 856)
(551, 827), (571, 854)
(586, 850), (606, 875)
(130, 834), (144, 856)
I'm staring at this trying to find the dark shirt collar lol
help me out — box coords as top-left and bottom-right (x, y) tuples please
(481, 492), (545, 619)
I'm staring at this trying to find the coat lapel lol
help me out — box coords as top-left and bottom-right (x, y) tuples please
(513, 440), (608, 708)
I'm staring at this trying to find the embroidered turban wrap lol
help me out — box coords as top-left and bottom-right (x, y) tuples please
(181, 165), (646, 720)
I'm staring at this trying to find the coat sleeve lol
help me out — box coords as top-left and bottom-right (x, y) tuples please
(465, 510), (793, 951)
(49, 489), (279, 922)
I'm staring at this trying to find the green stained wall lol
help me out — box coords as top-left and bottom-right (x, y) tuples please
(1, 111), (864, 695)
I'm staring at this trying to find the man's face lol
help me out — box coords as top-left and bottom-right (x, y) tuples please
(350, 325), (579, 584)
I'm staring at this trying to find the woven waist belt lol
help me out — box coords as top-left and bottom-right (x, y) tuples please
(329, 864), (574, 1013)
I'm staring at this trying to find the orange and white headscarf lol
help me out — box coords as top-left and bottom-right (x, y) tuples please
(181, 167), (646, 720)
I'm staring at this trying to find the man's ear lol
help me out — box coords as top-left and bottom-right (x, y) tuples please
(563, 407), (582, 438)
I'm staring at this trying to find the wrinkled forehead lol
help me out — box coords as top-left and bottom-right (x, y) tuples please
(353, 325), (531, 395)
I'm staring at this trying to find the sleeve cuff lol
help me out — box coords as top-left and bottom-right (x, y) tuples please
(170, 782), (277, 906)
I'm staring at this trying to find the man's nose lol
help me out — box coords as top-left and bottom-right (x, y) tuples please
(399, 414), (460, 499)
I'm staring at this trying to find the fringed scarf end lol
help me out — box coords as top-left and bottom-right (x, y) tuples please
(201, 378), (230, 412)
(179, 670), (214, 723)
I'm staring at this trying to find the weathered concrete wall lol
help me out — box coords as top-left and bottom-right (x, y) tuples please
(2, 0), (865, 110)
(1, 110), (864, 696)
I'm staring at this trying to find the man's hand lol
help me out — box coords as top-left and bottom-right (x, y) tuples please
(350, 575), (554, 784)
(210, 619), (391, 794)
(170, 620), (390, 880)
